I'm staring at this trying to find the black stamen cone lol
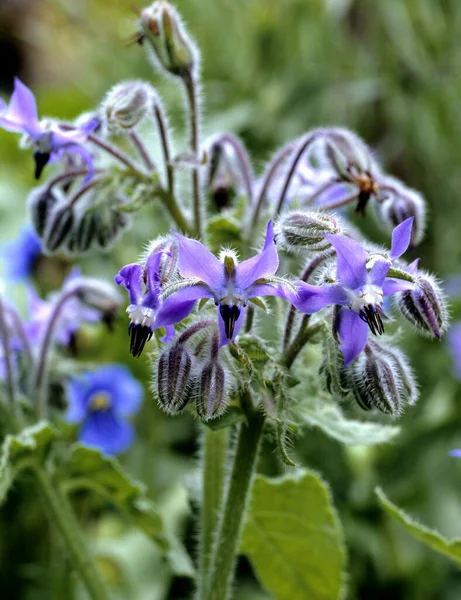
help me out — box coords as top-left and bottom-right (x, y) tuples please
(33, 152), (51, 179)
(219, 304), (241, 340)
(355, 191), (371, 216)
(129, 323), (153, 358)
(359, 304), (384, 336)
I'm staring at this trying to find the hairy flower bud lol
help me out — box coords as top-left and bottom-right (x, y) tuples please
(43, 202), (74, 252)
(103, 81), (151, 132)
(196, 360), (226, 420)
(157, 343), (194, 413)
(68, 277), (122, 313)
(138, 2), (196, 78)
(323, 128), (375, 179)
(68, 212), (97, 253)
(394, 272), (448, 339)
(345, 341), (418, 415)
(377, 179), (426, 246)
(28, 185), (60, 237)
(276, 211), (343, 253)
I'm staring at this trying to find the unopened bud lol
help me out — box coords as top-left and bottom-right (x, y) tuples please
(196, 361), (226, 420)
(157, 343), (194, 413)
(68, 277), (122, 314)
(103, 81), (151, 132)
(346, 341), (418, 416)
(69, 212), (97, 253)
(394, 272), (447, 339)
(138, 2), (196, 78)
(143, 235), (178, 285)
(377, 180), (426, 246)
(28, 185), (60, 237)
(43, 203), (74, 252)
(276, 211), (343, 253)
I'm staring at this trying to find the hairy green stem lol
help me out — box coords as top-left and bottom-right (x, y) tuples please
(285, 321), (324, 369)
(33, 465), (109, 600)
(204, 411), (265, 600)
(198, 428), (229, 599)
(184, 73), (203, 238)
(154, 104), (175, 196)
(157, 187), (192, 234)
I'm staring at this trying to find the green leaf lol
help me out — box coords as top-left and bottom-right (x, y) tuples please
(298, 397), (400, 446)
(0, 421), (58, 505)
(65, 444), (168, 548)
(376, 487), (461, 565)
(206, 213), (242, 252)
(242, 470), (346, 600)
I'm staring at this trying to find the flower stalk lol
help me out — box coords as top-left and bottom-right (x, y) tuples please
(183, 73), (203, 238)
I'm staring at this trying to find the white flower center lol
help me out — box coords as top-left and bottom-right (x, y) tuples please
(127, 304), (156, 329)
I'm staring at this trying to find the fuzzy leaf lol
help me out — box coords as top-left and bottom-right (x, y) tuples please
(0, 421), (58, 505)
(298, 397), (400, 446)
(242, 470), (346, 600)
(376, 487), (461, 565)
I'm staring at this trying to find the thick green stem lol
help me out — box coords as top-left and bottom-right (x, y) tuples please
(33, 465), (109, 600)
(198, 427), (229, 598)
(205, 412), (265, 600)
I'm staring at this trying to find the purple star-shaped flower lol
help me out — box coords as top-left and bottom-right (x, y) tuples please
(2, 225), (42, 281)
(115, 251), (175, 357)
(66, 364), (143, 455)
(0, 78), (95, 179)
(156, 221), (295, 347)
(294, 218), (415, 366)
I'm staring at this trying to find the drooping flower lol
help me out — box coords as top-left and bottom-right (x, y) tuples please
(115, 251), (175, 357)
(2, 225), (42, 281)
(24, 269), (101, 348)
(65, 364), (143, 455)
(0, 78), (95, 179)
(156, 221), (296, 347)
(294, 218), (415, 366)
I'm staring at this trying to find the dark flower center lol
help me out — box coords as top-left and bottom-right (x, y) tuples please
(33, 151), (51, 179)
(359, 304), (384, 336)
(128, 323), (153, 358)
(219, 304), (241, 339)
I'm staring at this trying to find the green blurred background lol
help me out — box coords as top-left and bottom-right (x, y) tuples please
(1, 0), (461, 598)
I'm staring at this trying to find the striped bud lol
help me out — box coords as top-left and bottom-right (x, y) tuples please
(196, 361), (226, 421)
(43, 203), (74, 252)
(28, 185), (60, 237)
(157, 343), (194, 413)
(70, 212), (97, 253)
(394, 272), (447, 339)
(345, 341), (418, 416)
(377, 179), (426, 246)
(276, 211), (343, 253)
(103, 81), (151, 132)
(138, 2), (196, 78)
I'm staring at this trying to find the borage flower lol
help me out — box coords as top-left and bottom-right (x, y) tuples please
(294, 218), (415, 366)
(156, 221), (296, 347)
(0, 78), (96, 179)
(2, 225), (42, 281)
(115, 251), (175, 357)
(65, 365), (142, 455)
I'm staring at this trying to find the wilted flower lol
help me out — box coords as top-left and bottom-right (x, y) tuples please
(2, 225), (42, 281)
(65, 365), (143, 455)
(157, 221), (296, 347)
(294, 219), (414, 365)
(0, 78), (95, 179)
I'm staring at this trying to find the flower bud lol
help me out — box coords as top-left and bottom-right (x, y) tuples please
(377, 179), (426, 246)
(346, 341), (418, 415)
(28, 185), (60, 237)
(276, 211), (343, 253)
(69, 212), (97, 253)
(103, 81), (152, 132)
(68, 277), (122, 313)
(394, 272), (447, 339)
(138, 2), (196, 78)
(157, 343), (194, 413)
(322, 128), (375, 180)
(196, 361), (226, 421)
(43, 203), (74, 252)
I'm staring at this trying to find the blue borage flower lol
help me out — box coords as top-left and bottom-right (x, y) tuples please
(0, 78), (96, 180)
(115, 251), (175, 357)
(294, 218), (415, 366)
(3, 225), (42, 282)
(65, 365), (143, 455)
(156, 221), (296, 347)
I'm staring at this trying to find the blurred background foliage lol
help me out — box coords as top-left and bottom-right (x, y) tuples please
(1, 0), (461, 598)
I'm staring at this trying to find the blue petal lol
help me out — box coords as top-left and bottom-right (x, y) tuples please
(175, 233), (225, 289)
(115, 263), (143, 305)
(3, 226), (42, 281)
(382, 278), (414, 296)
(66, 377), (89, 423)
(336, 307), (369, 366)
(390, 217), (414, 260)
(155, 284), (213, 328)
(294, 282), (348, 314)
(79, 412), (135, 456)
(369, 259), (390, 288)
(325, 234), (368, 290)
(247, 281), (297, 303)
(235, 221), (278, 290)
(449, 449), (461, 458)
